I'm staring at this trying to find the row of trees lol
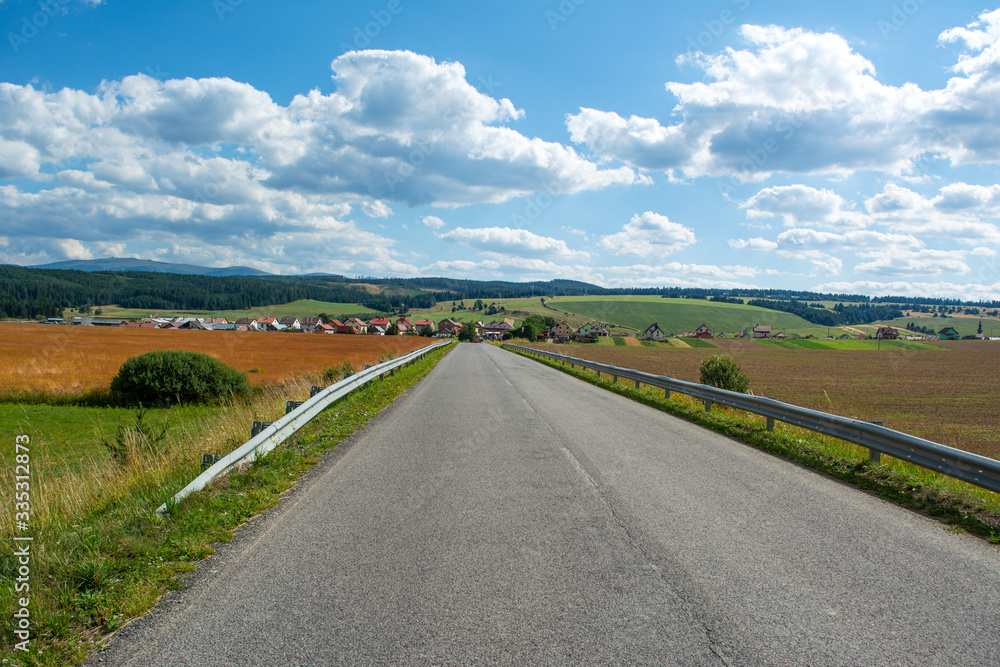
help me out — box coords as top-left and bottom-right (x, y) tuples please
(745, 299), (905, 327)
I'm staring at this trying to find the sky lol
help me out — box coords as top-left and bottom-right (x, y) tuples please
(1, 1), (1000, 300)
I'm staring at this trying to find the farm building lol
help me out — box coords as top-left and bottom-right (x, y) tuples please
(875, 326), (899, 339)
(752, 324), (771, 339)
(642, 323), (667, 341)
(938, 327), (960, 340)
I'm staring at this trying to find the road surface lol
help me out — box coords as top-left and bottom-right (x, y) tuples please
(90, 342), (1000, 665)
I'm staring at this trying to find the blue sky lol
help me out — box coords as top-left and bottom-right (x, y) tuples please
(2, 1), (1000, 299)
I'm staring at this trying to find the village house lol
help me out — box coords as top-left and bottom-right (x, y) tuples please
(578, 322), (610, 338)
(752, 324), (771, 339)
(299, 316), (322, 332)
(312, 322), (336, 333)
(341, 317), (367, 334)
(413, 318), (435, 334)
(642, 323), (667, 341)
(396, 317), (415, 334)
(437, 318), (462, 337)
(691, 323), (713, 339)
(938, 326), (960, 340)
(368, 324), (386, 336)
(256, 317), (280, 331)
(875, 326), (899, 340)
(550, 321), (574, 340)
(278, 317), (301, 331)
(482, 319), (514, 339)
(369, 317), (392, 333)
(235, 317), (260, 331)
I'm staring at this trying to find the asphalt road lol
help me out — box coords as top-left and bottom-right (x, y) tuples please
(90, 343), (1000, 666)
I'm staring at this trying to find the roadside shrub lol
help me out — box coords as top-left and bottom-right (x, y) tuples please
(100, 407), (168, 466)
(110, 349), (250, 405)
(699, 355), (750, 394)
(322, 362), (355, 384)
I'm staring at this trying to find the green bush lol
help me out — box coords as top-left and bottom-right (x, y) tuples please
(110, 349), (250, 405)
(699, 355), (750, 394)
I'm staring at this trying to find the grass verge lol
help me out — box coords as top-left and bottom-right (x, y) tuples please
(503, 345), (1000, 544)
(0, 343), (452, 666)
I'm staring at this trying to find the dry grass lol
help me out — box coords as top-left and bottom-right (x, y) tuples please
(528, 339), (1000, 459)
(0, 324), (433, 395)
(0, 377), (318, 537)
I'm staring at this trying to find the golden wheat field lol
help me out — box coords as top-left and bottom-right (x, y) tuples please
(527, 339), (1000, 459)
(0, 323), (435, 394)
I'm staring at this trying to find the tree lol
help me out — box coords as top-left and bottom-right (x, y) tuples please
(419, 324), (434, 337)
(457, 321), (476, 341)
(387, 321), (400, 336)
(978, 320), (983, 335)
(515, 315), (546, 341)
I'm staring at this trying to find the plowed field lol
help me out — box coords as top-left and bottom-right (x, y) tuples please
(0, 323), (434, 394)
(525, 339), (1000, 459)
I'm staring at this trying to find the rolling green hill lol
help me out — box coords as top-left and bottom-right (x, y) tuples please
(546, 296), (835, 336)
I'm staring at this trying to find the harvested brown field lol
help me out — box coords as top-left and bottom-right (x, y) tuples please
(525, 340), (1000, 459)
(0, 323), (435, 395)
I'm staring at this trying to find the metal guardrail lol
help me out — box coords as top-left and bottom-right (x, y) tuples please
(156, 340), (452, 513)
(504, 344), (1000, 495)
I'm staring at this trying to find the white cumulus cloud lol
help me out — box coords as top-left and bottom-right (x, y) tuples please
(599, 212), (696, 257)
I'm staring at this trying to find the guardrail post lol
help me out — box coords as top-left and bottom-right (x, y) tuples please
(286, 400), (305, 414)
(251, 420), (273, 437)
(704, 400), (712, 412)
(869, 421), (883, 463)
(664, 388), (671, 400)
(635, 379), (641, 389)
(766, 416), (775, 432)
(310, 386), (322, 397)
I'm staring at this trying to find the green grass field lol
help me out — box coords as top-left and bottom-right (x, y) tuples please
(64, 299), (382, 322)
(545, 296), (834, 337)
(1, 403), (218, 477)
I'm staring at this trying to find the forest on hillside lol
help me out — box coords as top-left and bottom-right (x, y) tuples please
(2, 265), (996, 321)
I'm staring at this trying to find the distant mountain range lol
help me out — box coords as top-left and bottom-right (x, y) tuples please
(28, 257), (271, 277)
